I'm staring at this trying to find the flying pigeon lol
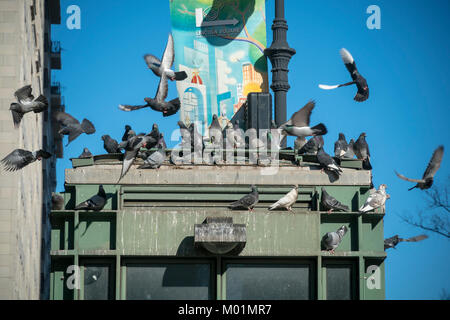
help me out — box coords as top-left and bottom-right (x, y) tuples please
(334, 133), (349, 158)
(298, 136), (324, 155)
(51, 193), (64, 210)
(78, 148), (93, 158)
(321, 187), (350, 213)
(359, 184), (388, 213)
(228, 185), (259, 212)
(353, 132), (372, 170)
(122, 125), (133, 142)
(143, 34), (187, 81)
(138, 138), (166, 169)
(317, 146), (343, 175)
(1, 149), (51, 172)
(395, 145), (444, 191)
(384, 234), (428, 250)
(74, 185), (107, 211)
(277, 101), (327, 144)
(343, 138), (356, 159)
(10, 85), (48, 128)
(319, 48), (369, 102)
(322, 225), (348, 254)
(269, 185), (298, 211)
(54, 111), (96, 146)
(102, 135), (121, 154)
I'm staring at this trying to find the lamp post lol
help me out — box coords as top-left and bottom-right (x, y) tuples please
(264, 0), (296, 143)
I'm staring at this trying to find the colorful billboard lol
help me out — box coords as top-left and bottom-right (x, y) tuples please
(169, 0), (269, 135)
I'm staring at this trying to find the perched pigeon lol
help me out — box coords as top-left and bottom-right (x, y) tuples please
(395, 146), (444, 191)
(78, 148), (93, 158)
(343, 139), (356, 159)
(54, 111), (96, 146)
(122, 125), (132, 142)
(189, 122), (204, 154)
(74, 185), (107, 211)
(298, 136), (324, 155)
(269, 185), (298, 211)
(277, 101), (327, 144)
(322, 225), (348, 254)
(138, 138), (166, 169)
(1, 149), (51, 171)
(10, 85), (48, 128)
(359, 184), (388, 213)
(228, 185), (259, 212)
(384, 234), (428, 250)
(208, 114), (223, 145)
(319, 48), (369, 102)
(102, 135), (121, 154)
(353, 132), (372, 170)
(334, 133), (349, 158)
(321, 188), (349, 213)
(143, 34), (187, 81)
(226, 120), (245, 149)
(317, 146), (343, 175)
(118, 130), (136, 150)
(51, 193), (64, 210)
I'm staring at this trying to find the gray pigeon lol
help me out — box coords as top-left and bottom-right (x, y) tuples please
(122, 125), (132, 141)
(1, 149), (51, 172)
(189, 122), (204, 154)
(384, 234), (428, 250)
(10, 85), (48, 128)
(208, 114), (223, 146)
(359, 184), (388, 213)
(334, 133), (348, 158)
(54, 111), (96, 146)
(321, 188), (350, 213)
(138, 138), (166, 169)
(74, 185), (107, 211)
(298, 136), (324, 155)
(317, 146), (343, 175)
(51, 193), (64, 210)
(322, 225), (348, 253)
(102, 135), (121, 154)
(395, 145), (444, 191)
(226, 120), (245, 149)
(353, 132), (372, 170)
(228, 185), (259, 212)
(343, 139), (355, 159)
(78, 148), (93, 158)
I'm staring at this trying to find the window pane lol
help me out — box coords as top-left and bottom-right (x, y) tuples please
(84, 264), (112, 300)
(326, 265), (354, 300)
(126, 263), (212, 300)
(226, 264), (312, 300)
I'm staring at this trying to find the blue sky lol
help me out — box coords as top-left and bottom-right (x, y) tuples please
(52, 0), (449, 299)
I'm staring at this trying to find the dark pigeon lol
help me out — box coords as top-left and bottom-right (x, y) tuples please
(122, 125), (132, 142)
(334, 133), (349, 158)
(1, 149), (51, 172)
(10, 85), (48, 128)
(384, 234), (428, 250)
(353, 132), (372, 170)
(102, 135), (121, 154)
(228, 185), (259, 212)
(317, 146), (343, 175)
(51, 193), (64, 210)
(54, 111), (96, 146)
(78, 148), (93, 158)
(138, 137), (166, 169)
(298, 136), (324, 155)
(74, 185), (107, 211)
(321, 188), (349, 213)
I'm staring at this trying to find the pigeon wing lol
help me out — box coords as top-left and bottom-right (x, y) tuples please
(401, 235), (429, 242)
(119, 104), (149, 112)
(144, 54), (163, 77)
(11, 109), (24, 128)
(161, 33), (175, 70)
(1, 149), (34, 171)
(340, 48), (358, 80)
(395, 171), (424, 184)
(155, 74), (169, 102)
(14, 85), (33, 103)
(422, 146), (444, 179)
(288, 100), (315, 127)
(54, 111), (80, 126)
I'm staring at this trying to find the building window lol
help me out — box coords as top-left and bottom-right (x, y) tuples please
(323, 260), (357, 300)
(224, 260), (315, 300)
(124, 260), (214, 300)
(81, 261), (115, 300)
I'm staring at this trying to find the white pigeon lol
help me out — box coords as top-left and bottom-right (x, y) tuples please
(269, 185), (298, 211)
(359, 184), (389, 213)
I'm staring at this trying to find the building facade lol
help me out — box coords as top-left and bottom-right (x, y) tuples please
(50, 153), (386, 300)
(0, 0), (62, 299)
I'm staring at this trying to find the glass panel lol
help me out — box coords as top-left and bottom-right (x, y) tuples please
(226, 263), (312, 300)
(326, 264), (354, 300)
(84, 264), (112, 300)
(126, 263), (212, 300)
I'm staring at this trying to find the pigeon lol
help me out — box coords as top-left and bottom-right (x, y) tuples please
(78, 148), (93, 158)
(74, 185), (107, 211)
(228, 185), (259, 212)
(102, 135), (121, 154)
(278, 101), (327, 144)
(122, 125), (132, 141)
(322, 225), (348, 254)
(269, 185), (298, 211)
(353, 132), (372, 170)
(1, 149), (51, 172)
(54, 111), (96, 146)
(143, 33), (187, 81)
(298, 136), (324, 155)
(138, 138), (166, 169)
(208, 114), (223, 145)
(51, 193), (64, 210)
(119, 97), (181, 117)
(384, 234), (428, 250)
(321, 188), (349, 213)
(118, 130), (136, 150)
(294, 137), (307, 152)
(395, 145), (444, 191)
(334, 133), (349, 158)
(317, 146), (343, 175)
(226, 120), (245, 149)
(319, 48), (369, 102)
(343, 139), (355, 159)
(189, 122), (204, 154)
(359, 184), (388, 213)
(10, 85), (48, 128)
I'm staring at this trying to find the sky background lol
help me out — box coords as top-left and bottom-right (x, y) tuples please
(51, 0), (449, 299)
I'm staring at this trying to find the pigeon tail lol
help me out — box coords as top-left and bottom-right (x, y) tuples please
(311, 123), (327, 136)
(34, 95), (48, 106)
(174, 71), (188, 81)
(362, 158), (372, 170)
(318, 84), (340, 90)
(81, 119), (96, 134)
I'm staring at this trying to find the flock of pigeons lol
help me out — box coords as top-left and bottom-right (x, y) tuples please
(1, 35), (445, 254)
